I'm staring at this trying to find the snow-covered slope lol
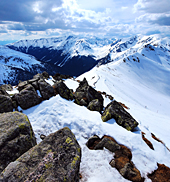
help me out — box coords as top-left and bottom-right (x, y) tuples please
(0, 45), (46, 85)
(17, 37), (170, 182)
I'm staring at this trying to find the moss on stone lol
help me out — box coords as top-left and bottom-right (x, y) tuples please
(18, 123), (26, 129)
(71, 155), (80, 168)
(45, 162), (53, 169)
(66, 137), (74, 145)
(101, 110), (112, 122)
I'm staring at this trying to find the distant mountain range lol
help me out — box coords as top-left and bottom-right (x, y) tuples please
(0, 34), (169, 85)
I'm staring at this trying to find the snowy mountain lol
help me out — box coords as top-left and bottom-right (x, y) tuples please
(4, 34), (170, 181)
(7, 35), (115, 76)
(0, 46), (62, 85)
(20, 42), (170, 181)
(8, 35), (170, 78)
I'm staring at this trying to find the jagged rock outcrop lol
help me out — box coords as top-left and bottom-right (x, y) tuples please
(74, 78), (104, 111)
(0, 89), (13, 113)
(86, 135), (143, 182)
(101, 100), (138, 131)
(0, 127), (81, 182)
(13, 84), (41, 110)
(53, 80), (74, 100)
(0, 111), (36, 173)
(38, 79), (55, 100)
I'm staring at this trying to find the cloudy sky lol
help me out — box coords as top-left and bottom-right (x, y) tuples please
(0, 0), (170, 43)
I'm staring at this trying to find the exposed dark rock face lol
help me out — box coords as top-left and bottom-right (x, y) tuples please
(0, 111), (36, 173)
(53, 80), (74, 100)
(101, 100), (138, 131)
(0, 127), (81, 182)
(0, 91), (13, 113)
(74, 78), (104, 111)
(86, 135), (144, 182)
(13, 84), (41, 110)
(38, 79), (55, 100)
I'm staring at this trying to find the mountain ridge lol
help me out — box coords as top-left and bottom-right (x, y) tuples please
(2, 34), (170, 85)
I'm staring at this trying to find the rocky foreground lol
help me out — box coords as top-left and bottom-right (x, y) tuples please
(0, 72), (170, 181)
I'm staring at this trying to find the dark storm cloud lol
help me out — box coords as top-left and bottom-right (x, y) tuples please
(0, 0), (36, 22)
(0, 0), (63, 23)
(150, 16), (170, 26)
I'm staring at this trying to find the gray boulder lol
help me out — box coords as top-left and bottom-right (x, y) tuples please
(53, 80), (74, 100)
(101, 100), (138, 131)
(13, 84), (41, 110)
(0, 85), (13, 91)
(0, 95), (13, 113)
(0, 111), (36, 173)
(38, 79), (55, 100)
(0, 127), (81, 182)
(0, 88), (10, 97)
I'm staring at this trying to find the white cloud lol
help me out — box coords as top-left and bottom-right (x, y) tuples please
(0, 0), (170, 41)
(134, 0), (170, 13)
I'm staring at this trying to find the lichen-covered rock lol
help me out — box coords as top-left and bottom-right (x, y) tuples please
(0, 127), (81, 182)
(74, 78), (104, 109)
(13, 84), (41, 110)
(38, 79), (55, 100)
(87, 99), (103, 113)
(101, 100), (138, 131)
(53, 80), (74, 100)
(0, 95), (13, 113)
(0, 111), (36, 173)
